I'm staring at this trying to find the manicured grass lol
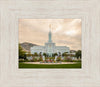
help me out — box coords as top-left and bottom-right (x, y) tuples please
(19, 62), (81, 69)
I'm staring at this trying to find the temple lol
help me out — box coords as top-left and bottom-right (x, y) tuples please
(30, 25), (70, 57)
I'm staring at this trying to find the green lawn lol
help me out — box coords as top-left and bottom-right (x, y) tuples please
(19, 62), (81, 69)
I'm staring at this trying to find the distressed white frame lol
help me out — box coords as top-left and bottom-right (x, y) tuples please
(0, 0), (100, 87)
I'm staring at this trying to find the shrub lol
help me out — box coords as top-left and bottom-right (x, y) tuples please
(72, 60), (81, 62)
(65, 57), (73, 62)
(39, 58), (43, 61)
(19, 59), (25, 62)
(54, 60), (56, 63)
(56, 57), (61, 61)
(33, 58), (37, 62)
(25, 59), (32, 62)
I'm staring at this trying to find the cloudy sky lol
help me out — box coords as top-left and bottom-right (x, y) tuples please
(19, 19), (81, 51)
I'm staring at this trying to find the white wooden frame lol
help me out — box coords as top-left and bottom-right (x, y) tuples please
(0, 0), (100, 87)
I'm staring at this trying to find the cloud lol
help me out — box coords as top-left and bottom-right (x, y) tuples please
(19, 19), (81, 50)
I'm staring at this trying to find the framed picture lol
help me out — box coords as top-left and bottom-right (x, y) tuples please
(0, 0), (100, 87)
(19, 19), (82, 69)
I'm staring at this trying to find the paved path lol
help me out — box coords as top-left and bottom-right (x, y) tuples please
(24, 62), (76, 64)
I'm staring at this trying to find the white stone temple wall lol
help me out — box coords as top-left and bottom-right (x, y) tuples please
(30, 27), (70, 56)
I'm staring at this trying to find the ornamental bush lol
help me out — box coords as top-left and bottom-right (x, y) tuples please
(56, 57), (61, 61)
(33, 58), (37, 62)
(39, 58), (43, 61)
(64, 57), (73, 62)
(19, 59), (25, 62)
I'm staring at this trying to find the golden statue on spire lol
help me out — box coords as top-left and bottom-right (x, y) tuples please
(49, 24), (52, 29)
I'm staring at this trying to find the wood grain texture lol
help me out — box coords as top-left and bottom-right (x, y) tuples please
(0, 0), (100, 87)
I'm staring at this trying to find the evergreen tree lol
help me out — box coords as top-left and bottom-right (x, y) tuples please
(75, 50), (81, 59)
(19, 44), (26, 59)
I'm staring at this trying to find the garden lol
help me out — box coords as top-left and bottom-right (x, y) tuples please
(19, 44), (81, 68)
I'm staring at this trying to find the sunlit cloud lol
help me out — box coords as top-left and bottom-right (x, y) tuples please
(65, 30), (77, 36)
(19, 19), (81, 50)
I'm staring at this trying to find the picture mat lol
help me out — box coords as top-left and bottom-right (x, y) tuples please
(0, 0), (100, 87)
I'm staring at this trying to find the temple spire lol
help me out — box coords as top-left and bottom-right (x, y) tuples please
(48, 24), (52, 42)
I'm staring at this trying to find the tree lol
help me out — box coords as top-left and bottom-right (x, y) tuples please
(19, 44), (26, 59)
(34, 52), (38, 57)
(54, 53), (58, 57)
(43, 53), (46, 57)
(62, 52), (67, 57)
(75, 50), (81, 59)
